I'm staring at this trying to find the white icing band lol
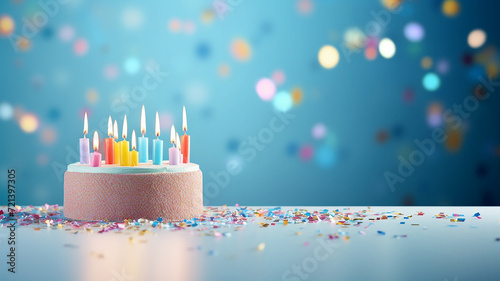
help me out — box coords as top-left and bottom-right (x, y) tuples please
(67, 161), (199, 174)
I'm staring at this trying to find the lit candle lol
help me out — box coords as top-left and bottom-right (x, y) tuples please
(90, 131), (102, 167)
(120, 115), (130, 166)
(130, 130), (139, 166)
(113, 120), (120, 164)
(79, 112), (90, 164)
(176, 132), (182, 164)
(181, 106), (190, 163)
(153, 112), (163, 165)
(105, 116), (115, 164)
(138, 105), (149, 163)
(169, 125), (180, 165)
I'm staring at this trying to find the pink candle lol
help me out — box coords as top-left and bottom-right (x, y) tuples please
(169, 125), (179, 165)
(90, 131), (102, 167)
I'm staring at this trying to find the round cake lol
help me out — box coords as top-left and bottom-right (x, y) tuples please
(63, 161), (203, 221)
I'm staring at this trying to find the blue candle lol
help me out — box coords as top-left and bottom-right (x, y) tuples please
(138, 105), (149, 163)
(152, 112), (163, 165)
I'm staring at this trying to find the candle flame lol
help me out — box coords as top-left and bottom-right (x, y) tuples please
(107, 116), (113, 137)
(170, 125), (175, 144)
(131, 130), (137, 150)
(113, 120), (119, 140)
(141, 105), (146, 136)
(176, 132), (181, 150)
(122, 115), (128, 139)
(93, 131), (99, 151)
(182, 106), (187, 133)
(83, 112), (88, 136)
(155, 111), (160, 137)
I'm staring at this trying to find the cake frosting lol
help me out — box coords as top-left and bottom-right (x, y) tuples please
(64, 161), (203, 221)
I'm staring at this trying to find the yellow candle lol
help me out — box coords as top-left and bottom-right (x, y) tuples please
(130, 130), (139, 166)
(113, 120), (120, 164)
(120, 115), (130, 166)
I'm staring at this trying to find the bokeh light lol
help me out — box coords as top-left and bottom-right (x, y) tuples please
(184, 21), (196, 34)
(104, 64), (119, 80)
(318, 45), (339, 69)
(376, 129), (389, 143)
(272, 70), (285, 85)
(0, 102), (14, 120)
(364, 46), (377, 60)
(297, 0), (313, 15)
(122, 7), (143, 30)
(17, 37), (30, 51)
(436, 59), (450, 74)
(445, 129), (463, 152)
(467, 29), (487, 49)
(403, 88), (414, 103)
(421, 56), (433, 69)
(230, 39), (251, 62)
(422, 72), (440, 91)
(315, 145), (336, 169)
(159, 112), (173, 130)
(19, 113), (39, 133)
(255, 78), (276, 101)
(286, 142), (299, 156)
(427, 102), (443, 127)
(379, 38), (396, 59)
(201, 9), (215, 24)
(299, 144), (314, 161)
(40, 127), (57, 145)
(273, 91), (293, 112)
(291, 87), (303, 105)
(196, 42), (211, 59)
(0, 15), (15, 36)
(73, 38), (88, 56)
(344, 27), (366, 49)
(36, 153), (50, 166)
(168, 19), (182, 32)
(185, 82), (209, 106)
(86, 89), (98, 104)
(226, 138), (240, 153)
(124, 57), (141, 74)
(404, 22), (424, 42)
(311, 123), (327, 140)
(58, 25), (74, 42)
(381, 0), (402, 11)
(218, 64), (230, 77)
(442, 0), (460, 17)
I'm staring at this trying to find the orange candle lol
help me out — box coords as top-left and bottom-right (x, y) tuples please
(105, 116), (115, 164)
(130, 130), (139, 166)
(181, 106), (190, 163)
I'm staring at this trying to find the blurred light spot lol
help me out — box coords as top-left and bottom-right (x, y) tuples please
(423, 72), (440, 91)
(315, 145), (336, 169)
(226, 138), (240, 153)
(104, 64), (119, 80)
(486, 63), (498, 79)
(86, 89), (98, 104)
(311, 123), (327, 140)
(325, 132), (338, 148)
(0, 102), (14, 120)
(273, 91), (293, 112)
(0, 15), (14, 36)
(299, 144), (314, 161)
(53, 69), (70, 87)
(255, 78), (276, 101)
(168, 19), (182, 32)
(421, 56), (433, 69)
(365, 37), (378, 48)
(184, 21), (196, 34)
(291, 87), (303, 105)
(16, 37), (30, 51)
(381, 0), (402, 11)
(40, 127), (57, 145)
(286, 142), (299, 156)
(230, 39), (251, 61)
(468, 65), (486, 81)
(462, 53), (473, 66)
(218, 64), (230, 77)
(318, 45), (339, 69)
(58, 25), (74, 42)
(391, 124), (405, 139)
(442, 0), (460, 17)
(124, 57), (140, 75)
(474, 84), (487, 99)
(159, 112), (173, 130)
(297, 0), (313, 15)
(19, 113), (39, 133)
(41, 26), (53, 39)
(272, 70), (285, 85)
(436, 59), (450, 74)
(404, 22), (424, 42)
(364, 46), (377, 60)
(476, 163), (488, 178)
(122, 7), (143, 30)
(201, 9), (215, 24)
(14, 106), (23, 121)
(47, 107), (60, 121)
(427, 102), (443, 127)
(37, 153), (50, 166)
(445, 129), (463, 152)
(344, 27), (366, 49)
(403, 88), (414, 103)
(196, 42), (211, 59)
(376, 129), (389, 143)
(31, 75), (44, 89)
(467, 29), (486, 49)
(379, 38), (396, 59)
(73, 38), (88, 56)
(185, 83), (209, 106)
(261, 21), (273, 34)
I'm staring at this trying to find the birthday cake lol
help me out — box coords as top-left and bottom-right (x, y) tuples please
(63, 161), (203, 221)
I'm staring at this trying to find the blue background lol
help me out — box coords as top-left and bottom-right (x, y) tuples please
(1, 0), (499, 206)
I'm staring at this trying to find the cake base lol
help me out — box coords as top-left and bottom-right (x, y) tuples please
(63, 162), (203, 221)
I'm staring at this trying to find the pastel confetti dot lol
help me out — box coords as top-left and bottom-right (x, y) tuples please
(19, 114), (39, 133)
(230, 38), (251, 61)
(299, 145), (314, 161)
(318, 45), (339, 69)
(311, 123), (327, 140)
(377, 230), (386, 235)
(0, 15), (15, 36)
(73, 38), (88, 56)
(255, 78), (276, 101)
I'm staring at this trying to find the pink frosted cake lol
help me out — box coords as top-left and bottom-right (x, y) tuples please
(63, 161), (203, 221)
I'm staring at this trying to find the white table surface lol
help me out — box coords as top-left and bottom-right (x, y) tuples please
(1, 206), (499, 281)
